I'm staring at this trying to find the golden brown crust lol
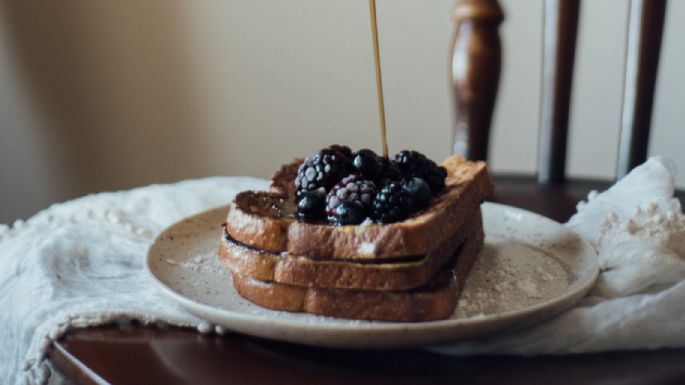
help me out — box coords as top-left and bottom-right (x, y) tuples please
(229, 230), (484, 322)
(225, 192), (295, 253)
(220, 209), (483, 291)
(225, 156), (493, 260)
(287, 161), (491, 259)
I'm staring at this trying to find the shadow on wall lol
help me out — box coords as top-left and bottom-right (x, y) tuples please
(1, 1), (209, 200)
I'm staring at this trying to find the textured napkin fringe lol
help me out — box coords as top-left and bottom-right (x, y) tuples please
(1, 176), (268, 385)
(569, 157), (685, 298)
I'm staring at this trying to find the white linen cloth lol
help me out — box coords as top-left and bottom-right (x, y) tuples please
(1, 157), (684, 384)
(436, 156), (685, 355)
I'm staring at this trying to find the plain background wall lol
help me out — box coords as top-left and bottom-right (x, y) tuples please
(1, 0), (684, 224)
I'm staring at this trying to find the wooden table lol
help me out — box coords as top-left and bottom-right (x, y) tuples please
(49, 176), (685, 385)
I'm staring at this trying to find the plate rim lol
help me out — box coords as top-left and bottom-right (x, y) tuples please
(145, 202), (599, 340)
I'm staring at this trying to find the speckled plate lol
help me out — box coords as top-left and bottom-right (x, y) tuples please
(146, 202), (598, 349)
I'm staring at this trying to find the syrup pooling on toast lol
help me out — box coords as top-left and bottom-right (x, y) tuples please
(237, 191), (297, 219)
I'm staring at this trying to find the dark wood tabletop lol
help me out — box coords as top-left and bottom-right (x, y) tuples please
(49, 176), (685, 385)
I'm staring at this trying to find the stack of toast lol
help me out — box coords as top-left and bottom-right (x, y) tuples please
(219, 155), (493, 322)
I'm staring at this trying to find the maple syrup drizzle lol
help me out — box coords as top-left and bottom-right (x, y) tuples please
(368, 0), (388, 159)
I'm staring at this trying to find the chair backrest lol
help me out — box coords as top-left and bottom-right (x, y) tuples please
(450, 0), (667, 183)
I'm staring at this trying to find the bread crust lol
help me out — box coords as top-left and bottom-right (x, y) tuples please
(220, 209), (483, 291)
(229, 230), (483, 322)
(225, 192), (295, 253)
(225, 155), (493, 260)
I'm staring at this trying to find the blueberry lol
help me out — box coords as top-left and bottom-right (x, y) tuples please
(352, 149), (382, 178)
(331, 201), (366, 225)
(402, 177), (431, 209)
(297, 190), (326, 219)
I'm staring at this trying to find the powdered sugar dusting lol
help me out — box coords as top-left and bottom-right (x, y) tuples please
(179, 253), (225, 274)
(154, 206), (580, 326)
(456, 242), (572, 318)
(148, 201), (597, 347)
(358, 242), (375, 256)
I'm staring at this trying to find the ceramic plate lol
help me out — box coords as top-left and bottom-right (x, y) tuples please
(146, 202), (598, 348)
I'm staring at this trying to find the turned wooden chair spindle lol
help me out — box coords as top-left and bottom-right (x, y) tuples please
(450, 0), (667, 184)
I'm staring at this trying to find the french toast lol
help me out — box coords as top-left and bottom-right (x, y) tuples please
(230, 229), (483, 322)
(220, 209), (482, 291)
(225, 155), (492, 260)
(220, 147), (492, 322)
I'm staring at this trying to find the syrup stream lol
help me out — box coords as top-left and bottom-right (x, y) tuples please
(368, 0), (389, 158)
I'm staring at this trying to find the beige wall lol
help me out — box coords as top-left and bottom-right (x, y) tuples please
(1, 0), (684, 223)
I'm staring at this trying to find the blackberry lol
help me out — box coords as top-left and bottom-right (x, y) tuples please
(328, 144), (353, 159)
(392, 150), (447, 194)
(295, 146), (352, 196)
(372, 181), (415, 224)
(325, 174), (377, 218)
(376, 156), (402, 186)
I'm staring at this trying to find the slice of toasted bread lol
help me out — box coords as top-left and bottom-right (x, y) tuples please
(219, 209), (482, 291)
(225, 155), (493, 259)
(229, 229), (483, 322)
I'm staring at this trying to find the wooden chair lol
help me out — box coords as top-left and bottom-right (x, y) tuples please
(450, 0), (673, 221)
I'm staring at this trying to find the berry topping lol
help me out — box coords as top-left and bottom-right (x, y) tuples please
(402, 177), (431, 209)
(392, 150), (447, 194)
(291, 145), (448, 225)
(352, 149), (383, 179)
(331, 201), (366, 225)
(325, 174), (377, 218)
(297, 190), (326, 220)
(372, 181), (415, 224)
(374, 156), (402, 186)
(328, 144), (353, 159)
(295, 146), (352, 196)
